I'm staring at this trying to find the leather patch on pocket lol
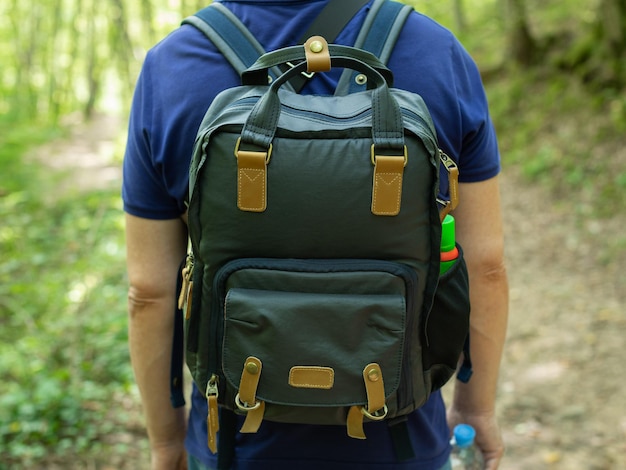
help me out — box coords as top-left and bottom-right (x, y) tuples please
(289, 366), (334, 389)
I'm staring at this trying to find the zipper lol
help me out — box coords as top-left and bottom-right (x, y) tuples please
(177, 252), (194, 317)
(205, 374), (219, 453)
(206, 96), (437, 145)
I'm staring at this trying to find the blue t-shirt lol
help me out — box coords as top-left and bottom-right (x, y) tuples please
(122, 1), (500, 468)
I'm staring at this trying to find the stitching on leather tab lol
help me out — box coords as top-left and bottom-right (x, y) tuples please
(238, 168), (265, 211)
(373, 171), (402, 215)
(289, 366), (334, 389)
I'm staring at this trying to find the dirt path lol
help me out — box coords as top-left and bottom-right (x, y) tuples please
(495, 168), (625, 469)
(37, 114), (626, 469)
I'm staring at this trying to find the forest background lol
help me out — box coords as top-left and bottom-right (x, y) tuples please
(1, 0), (625, 468)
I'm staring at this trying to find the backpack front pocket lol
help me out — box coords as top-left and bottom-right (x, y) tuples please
(224, 287), (405, 407)
(211, 258), (421, 423)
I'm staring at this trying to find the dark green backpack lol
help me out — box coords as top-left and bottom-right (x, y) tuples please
(175, 0), (472, 464)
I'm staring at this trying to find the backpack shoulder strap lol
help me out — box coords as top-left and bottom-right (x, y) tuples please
(183, 0), (370, 93)
(182, 3), (290, 88)
(335, 0), (413, 95)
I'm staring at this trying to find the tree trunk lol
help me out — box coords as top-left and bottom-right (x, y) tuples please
(595, 0), (626, 85)
(453, 0), (467, 34)
(504, 0), (538, 66)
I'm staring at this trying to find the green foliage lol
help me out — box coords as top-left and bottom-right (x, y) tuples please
(0, 151), (134, 464)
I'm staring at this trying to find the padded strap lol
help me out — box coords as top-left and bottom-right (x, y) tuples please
(184, 0), (370, 92)
(216, 409), (238, 469)
(335, 0), (413, 95)
(387, 417), (416, 461)
(182, 3), (292, 90)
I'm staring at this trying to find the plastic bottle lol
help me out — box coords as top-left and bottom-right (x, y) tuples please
(440, 214), (459, 275)
(450, 424), (484, 470)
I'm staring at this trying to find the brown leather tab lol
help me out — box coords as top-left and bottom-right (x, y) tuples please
(207, 394), (219, 453)
(236, 356), (265, 434)
(240, 400), (265, 434)
(185, 282), (193, 320)
(238, 356), (262, 404)
(371, 154), (405, 216)
(289, 366), (334, 389)
(363, 363), (386, 413)
(346, 405), (366, 439)
(304, 36), (331, 73)
(236, 150), (268, 212)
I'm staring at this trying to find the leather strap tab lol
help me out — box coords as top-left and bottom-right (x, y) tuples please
(236, 150), (268, 212)
(240, 400), (265, 433)
(347, 405), (366, 439)
(238, 356), (262, 404)
(236, 356), (265, 434)
(185, 282), (193, 320)
(363, 363), (386, 413)
(371, 154), (405, 216)
(207, 394), (219, 453)
(304, 36), (331, 73)
(205, 375), (220, 454)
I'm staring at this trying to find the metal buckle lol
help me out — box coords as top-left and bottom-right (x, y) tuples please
(234, 137), (272, 164)
(370, 145), (408, 166)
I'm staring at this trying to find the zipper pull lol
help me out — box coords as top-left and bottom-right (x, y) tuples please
(206, 374), (220, 454)
(177, 253), (194, 317)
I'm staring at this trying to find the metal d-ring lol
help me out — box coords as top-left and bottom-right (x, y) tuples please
(361, 404), (388, 421)
(234, 393), (262, 412)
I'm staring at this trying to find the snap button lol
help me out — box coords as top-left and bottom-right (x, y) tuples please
(245, 361), (259, 375)
(309, 40), (324, 53)
(367, 367), (380, 382)
(355, 74), (367, 85)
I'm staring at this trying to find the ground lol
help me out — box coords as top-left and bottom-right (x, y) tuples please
(35, 112), (626, 469)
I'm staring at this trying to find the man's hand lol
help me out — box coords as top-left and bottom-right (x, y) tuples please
(151, 441), (188, 470)
(447, 408), (504, 470)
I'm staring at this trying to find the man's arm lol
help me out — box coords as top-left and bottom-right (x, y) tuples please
(126, 213), (189, 470)
(447, 175), (509, 469)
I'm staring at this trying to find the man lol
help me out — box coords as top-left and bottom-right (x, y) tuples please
(123, 1), (509, 469)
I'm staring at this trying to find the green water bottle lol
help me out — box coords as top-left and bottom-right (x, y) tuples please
(440, 214), (459, 275)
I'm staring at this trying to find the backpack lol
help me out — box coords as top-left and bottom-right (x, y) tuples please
(174, 0), (473, 465)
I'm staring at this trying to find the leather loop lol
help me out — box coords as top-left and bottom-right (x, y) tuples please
(304, 36), (331, 73)
(371, 154), (406, 216)
(236, 150), (268, 212)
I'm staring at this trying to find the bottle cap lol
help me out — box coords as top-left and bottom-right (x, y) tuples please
(441, 214), (455, 252)
(453, 424), (476, 448)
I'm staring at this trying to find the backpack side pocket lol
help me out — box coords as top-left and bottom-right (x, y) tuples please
(423, 243), (470, 391)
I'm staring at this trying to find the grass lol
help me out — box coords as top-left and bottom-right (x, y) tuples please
(0, 120), (143, 467)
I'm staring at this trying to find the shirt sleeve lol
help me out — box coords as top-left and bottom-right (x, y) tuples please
(122, 54), (185, 220)
(448, 41), (501, 183)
